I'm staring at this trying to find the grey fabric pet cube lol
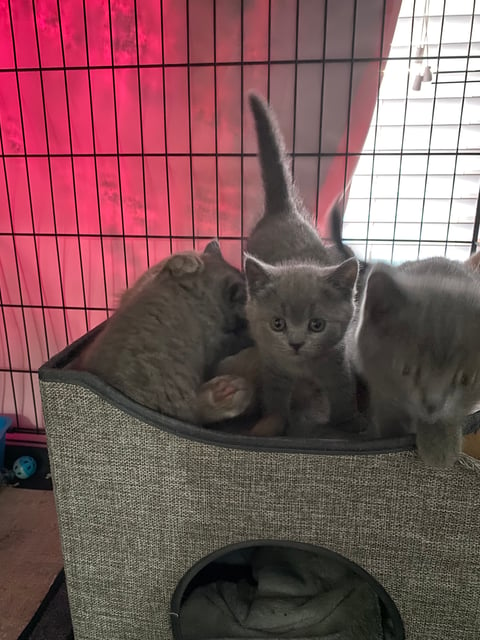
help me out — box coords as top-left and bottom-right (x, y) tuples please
(39, 329), (480, 640)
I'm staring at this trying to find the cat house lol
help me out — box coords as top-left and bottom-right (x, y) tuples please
(39, 328), (480, 640)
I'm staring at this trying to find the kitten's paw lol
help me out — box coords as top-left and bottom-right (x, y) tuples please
(197, 375), (255, 423)
(304, 393), (331, 425)
(289, 380), (331, 430)
(416, 421), (461, 468)
(418, 444), (460, 468)
(164, 252), (204, 278)
(249, 414), (286, 437)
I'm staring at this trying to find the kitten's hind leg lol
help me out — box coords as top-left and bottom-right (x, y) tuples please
(197, 374), (257, 424)
(369, 392), (413, 439)
(416, 420), (462, 468)
(248, 414), (286, 437)
(287, 380), (331, 437)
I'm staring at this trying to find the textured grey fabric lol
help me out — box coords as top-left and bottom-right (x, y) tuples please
(39, 378), (480, 640)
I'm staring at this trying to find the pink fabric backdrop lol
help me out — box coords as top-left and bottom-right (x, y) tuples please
(0, 0), (401, 434)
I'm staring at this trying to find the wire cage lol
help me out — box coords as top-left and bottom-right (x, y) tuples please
(3, 2), (478, 639)
(0, 0), (479, 441)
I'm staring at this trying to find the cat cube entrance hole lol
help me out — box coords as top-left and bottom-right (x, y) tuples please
(171, 540), (405, 640)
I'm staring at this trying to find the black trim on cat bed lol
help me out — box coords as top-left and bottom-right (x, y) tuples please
(39, 326), (480, 456)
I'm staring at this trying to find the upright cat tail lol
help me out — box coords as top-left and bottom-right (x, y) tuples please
(329, 204), (369, 276)
(329, 204), (355, 260)
(248, 92), (295, 217)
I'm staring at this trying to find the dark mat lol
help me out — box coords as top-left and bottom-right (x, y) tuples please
(17, 570), (73, 640)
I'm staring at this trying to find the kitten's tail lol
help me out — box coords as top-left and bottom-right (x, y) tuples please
(329, 204), (369, 275)
(329, 204), (355, 260)
(248, 92), (295, 217)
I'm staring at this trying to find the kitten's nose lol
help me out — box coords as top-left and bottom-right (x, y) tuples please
(289, 341), (304, 353)
(424, 390), (445, 416)
(425, 402), (437, 415)
(424, 396), (444, 417)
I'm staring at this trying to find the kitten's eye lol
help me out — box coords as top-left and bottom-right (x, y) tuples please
(401, 365), (411, 376)
(308, 318), (326, 332)
(270, 317), (286, 332)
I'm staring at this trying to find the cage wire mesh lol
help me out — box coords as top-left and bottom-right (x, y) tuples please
(0, 0), (479, 437)
(343, 0), (480, 264)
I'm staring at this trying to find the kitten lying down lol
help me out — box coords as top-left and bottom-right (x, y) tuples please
(71, 242), (255, 425)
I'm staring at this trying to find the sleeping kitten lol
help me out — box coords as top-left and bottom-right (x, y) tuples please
(74, 242), (253, 424)
(244, 92), (360, 436)
(349, 257), (480, 467)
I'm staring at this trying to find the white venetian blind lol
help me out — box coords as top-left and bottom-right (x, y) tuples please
(343, 0), (480, 263)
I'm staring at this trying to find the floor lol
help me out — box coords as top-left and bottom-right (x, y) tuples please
(0, 488), (63, 640)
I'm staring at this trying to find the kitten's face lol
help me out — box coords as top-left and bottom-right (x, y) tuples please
(357, 266), (480, 423)
(245, 257), (358, 373)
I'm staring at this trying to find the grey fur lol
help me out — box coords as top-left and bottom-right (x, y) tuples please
(74, 245), (248, 424)
(329, 203), (355, 260)
(349, 257), (480, 467)
(247, 93), (344, 266)
(245, 255), (359, 435)
(328, 204), (370, 297)
(245, 93), (360, 435)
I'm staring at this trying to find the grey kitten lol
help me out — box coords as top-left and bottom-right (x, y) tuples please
(247, 93), (348, 266)
(244, 92), (360, 436)
(350, 257), (480, 467)
(245, 254), (359, 436)
(74, 242), (253, 424)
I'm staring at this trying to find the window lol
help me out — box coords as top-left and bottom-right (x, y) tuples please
(343, 0), (480, 264)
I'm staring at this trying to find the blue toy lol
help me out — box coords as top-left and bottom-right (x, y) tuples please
(12, 456), (37, 480)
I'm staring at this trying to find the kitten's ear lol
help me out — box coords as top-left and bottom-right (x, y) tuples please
(244, 254), (272, 294)
(325, 257), (359, 294)
(203, 239), (222, 257)
(225, 277), (247, 305)
(364, 267), (406, 322)
(466, 251), (480, 273)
